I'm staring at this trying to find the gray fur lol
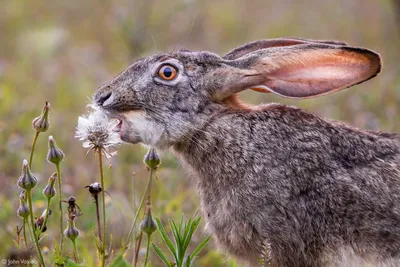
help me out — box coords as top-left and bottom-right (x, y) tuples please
(93, 39), (400, 266)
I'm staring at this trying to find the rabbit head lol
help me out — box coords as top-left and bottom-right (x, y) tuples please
(94, 38), (381, 149)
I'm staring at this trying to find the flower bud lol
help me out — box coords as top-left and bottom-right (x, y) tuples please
(43, 173), (57, 200)
(17, 191), (29, 218)
(17, 202), (30, 219)
(64, 218), (79, 241)
(47, 136), (64, 165)
(140, 207), (157, 236)
(143, 148), (160, 169)
(32, 101), (50, 132)
(17, 160), (38, 190)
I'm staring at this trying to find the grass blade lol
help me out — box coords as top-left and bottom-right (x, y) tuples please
(155, 218), (177, 259)
(190, 236), (211, 263)
(152, 243), (172, 267)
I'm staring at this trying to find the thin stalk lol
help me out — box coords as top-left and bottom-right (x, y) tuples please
(37, 198), (51, 237)
(143, 234), (152, 267)
(56, 164), (64, 252)
(26, 190), (45, 266)
(98, 148), (106, 267)
(72, 240), (80, 263)
(134, 197), (150, 266)
(22, 219), (28, 247)
(25, 216), (35, 249)
(126, 167), (155, 246)
(133, 232), (143, 267)
(94, 195), (102, 242)
(29, 131), (40, 168)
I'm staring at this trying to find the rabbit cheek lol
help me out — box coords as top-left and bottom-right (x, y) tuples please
(123, 111), (165, 147)
(119, 120), (142, 144)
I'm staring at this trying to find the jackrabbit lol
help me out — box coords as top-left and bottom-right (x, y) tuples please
(93, 38), (400, 266)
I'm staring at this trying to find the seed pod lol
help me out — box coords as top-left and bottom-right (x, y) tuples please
(47, 136), (64, 165)
(32, 101), (50, 132)
(143, 148), (160, 169)
(140, 207), (158, 236)
(17, 160), (38, 191)
(43, 173), (57, 200)
(85, 182), (102, 200)
(64, 218), (79, 241)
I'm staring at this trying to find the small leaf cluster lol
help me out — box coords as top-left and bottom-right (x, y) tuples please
(152, 216), (211, 267)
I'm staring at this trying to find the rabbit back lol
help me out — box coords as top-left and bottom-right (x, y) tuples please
(174, 103), (400, 266)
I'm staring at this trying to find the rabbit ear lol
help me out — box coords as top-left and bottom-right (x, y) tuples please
(216, 44), (381, 100)
(223, 38), (348, 60)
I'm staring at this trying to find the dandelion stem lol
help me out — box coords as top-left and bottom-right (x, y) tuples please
(72, 240), (80, 263)
(94, 195), (102, 242)
(25, 216), (35, 249)
(126, 166), (155, 250)
(98, 147), (107, 267)
(29, 131), (39, 168)
(56, 164), (64, 253)
(22, 219), (28, 247)
(144, 233), (151, 267)
(26, 190), (46, 266)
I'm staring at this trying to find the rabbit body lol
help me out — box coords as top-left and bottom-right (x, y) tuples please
(93, 38), (397, 266)
(173, 103), (400, 266)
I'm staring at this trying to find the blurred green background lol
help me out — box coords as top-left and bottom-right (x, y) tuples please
(0, 0), (399, 266)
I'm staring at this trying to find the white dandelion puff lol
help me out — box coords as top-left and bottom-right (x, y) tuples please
(75, 105), (122, 158)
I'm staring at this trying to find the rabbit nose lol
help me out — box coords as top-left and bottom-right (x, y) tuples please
(96, 92), (112, 106)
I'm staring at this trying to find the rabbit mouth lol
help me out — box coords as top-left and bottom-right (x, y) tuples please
(113, 119), (123, 133)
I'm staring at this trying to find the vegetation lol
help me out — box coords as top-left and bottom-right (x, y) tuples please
(1, 0), (399, 266)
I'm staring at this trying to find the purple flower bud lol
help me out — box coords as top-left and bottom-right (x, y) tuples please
(64, 218), (79, 241)
(32, 101), (50, 132)
(140, 207), (157, 236)
(143, 148), (160, 169)
(47, 136), (64, 165)
(17, 202), (29, 219)
(17, 160), (37, 191)
(43, 173), (57, 200)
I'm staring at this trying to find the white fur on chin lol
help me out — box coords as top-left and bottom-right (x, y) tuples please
(123, 110), (169, 150)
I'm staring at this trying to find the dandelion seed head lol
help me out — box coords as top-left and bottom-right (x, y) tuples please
(75, 104), (121, 157)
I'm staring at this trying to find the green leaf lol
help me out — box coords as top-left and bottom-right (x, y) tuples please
(184, 255), (191, 267)
(66, 261), (88, 267)
(190, 236), (211, 263)
(178, 214), (184, 235)
(152, 243), (172, 267)
(108, 254), (131, 267)
(183, 218), (200, 253)
(155, 218), (177, 261)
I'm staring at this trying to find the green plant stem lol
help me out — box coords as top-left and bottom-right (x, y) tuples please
(25, 216), (35, 249)
(144, 234), (152, 267)
(22, 219), (28, 247)
(26, 190), (46, 266)
(98, 148), (106, 267)
(72, 240), (80, 263)
(37, 198), (51, 237)
(126, 167), (155, 248)
(29, 131), (40, 168)
(56, 164), (64, 253)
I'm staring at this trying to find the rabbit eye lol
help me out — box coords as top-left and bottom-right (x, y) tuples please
(158, 65), (177, 81)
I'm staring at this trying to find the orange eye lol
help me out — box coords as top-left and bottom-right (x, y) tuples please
(158, 65), (177, 80)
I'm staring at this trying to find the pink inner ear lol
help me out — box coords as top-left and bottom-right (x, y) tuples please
(257, 49), (381, 98)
